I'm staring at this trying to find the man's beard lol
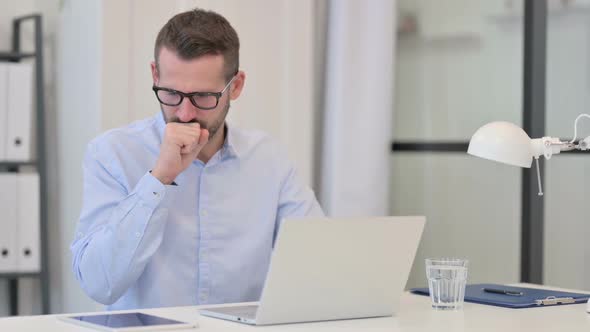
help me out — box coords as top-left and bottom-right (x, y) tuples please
(161, 100), (230, 140)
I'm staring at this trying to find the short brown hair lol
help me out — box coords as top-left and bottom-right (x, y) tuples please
(154, 8), (240, 81)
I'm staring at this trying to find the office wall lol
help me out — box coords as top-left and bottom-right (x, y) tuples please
(394, 0), (590, 291)
(55, 0), (104, 314)
(392, 1), (523, 288)
(544, 7), (590, 291)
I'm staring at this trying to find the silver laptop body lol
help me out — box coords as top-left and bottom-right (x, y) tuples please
(199, 216), (425, 325)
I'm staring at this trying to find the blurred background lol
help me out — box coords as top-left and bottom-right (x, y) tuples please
(0, 0), (588, 317)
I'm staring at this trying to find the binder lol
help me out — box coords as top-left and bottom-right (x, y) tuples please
(0, 64), (7, 160)
(15, 172), (41, 272)
(411, 283), (590, 308)
(0, 173), (18, 273)
(5, 62), (34, 161)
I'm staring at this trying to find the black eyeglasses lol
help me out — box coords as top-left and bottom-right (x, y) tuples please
(152, 75), (237, 110)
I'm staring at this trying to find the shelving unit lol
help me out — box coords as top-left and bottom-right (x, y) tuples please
(0, 14), (49, 315)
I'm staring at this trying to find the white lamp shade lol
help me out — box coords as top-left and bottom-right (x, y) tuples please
(467, 121), (534, 168)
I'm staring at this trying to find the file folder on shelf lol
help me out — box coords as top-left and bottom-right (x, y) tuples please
(16, 172), (40, 272)
(0, 174), (18, 273)
(5, 62), (34, 162)
(411, 283), (590, 308)
(0, 64), (7, 160)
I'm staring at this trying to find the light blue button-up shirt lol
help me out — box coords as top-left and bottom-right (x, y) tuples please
(71, 112), (323, 310)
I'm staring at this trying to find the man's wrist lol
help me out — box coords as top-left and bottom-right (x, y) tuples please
(150, 169), (175, 185)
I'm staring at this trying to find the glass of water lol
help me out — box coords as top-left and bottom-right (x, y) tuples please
(425, 258), (468, 310)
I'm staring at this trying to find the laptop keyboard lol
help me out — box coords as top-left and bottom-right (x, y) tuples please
(207, 305), (258, 319)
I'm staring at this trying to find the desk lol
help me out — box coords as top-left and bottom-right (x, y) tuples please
(1, 287), (590, 331)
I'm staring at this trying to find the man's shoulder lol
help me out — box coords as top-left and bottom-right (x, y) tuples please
(87, 115), (160, 157)
(229, 126), (283, 156)
(230, 126), (271, 146)
(229, 126), (294, 169)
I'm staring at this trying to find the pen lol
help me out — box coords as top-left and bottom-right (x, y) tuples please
(483, 288), (523, 296)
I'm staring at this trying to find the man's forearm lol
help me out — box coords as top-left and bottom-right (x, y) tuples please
(71, 172), (171, 305)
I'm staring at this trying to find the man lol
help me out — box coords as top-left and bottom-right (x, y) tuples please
(71, 8), (323, 310)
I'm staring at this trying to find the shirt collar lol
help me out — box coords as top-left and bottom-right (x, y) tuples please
(155, 111), (166, 143)
(154, 112), (241, 159)
(222, 122), (241, 159)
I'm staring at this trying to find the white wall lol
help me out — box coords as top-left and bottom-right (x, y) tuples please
(55, 0), (104, 314)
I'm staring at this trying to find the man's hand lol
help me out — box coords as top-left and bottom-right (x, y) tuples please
(152, 123), (209, 184)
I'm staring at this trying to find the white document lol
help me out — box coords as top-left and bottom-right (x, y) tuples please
(0, 64), (8, 161)
(0, 173), (18, 273)
(5, 62), (34, 161)
(16, 172), (40, 272)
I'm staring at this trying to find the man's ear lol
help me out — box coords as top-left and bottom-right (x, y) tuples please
(150, 61), (159, 85)
(230, 70), (246, 100)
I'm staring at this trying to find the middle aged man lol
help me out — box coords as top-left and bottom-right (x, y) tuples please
(71, 8), (323, 310)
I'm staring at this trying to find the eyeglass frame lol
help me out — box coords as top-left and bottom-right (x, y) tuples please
(152, 74), (237, 110)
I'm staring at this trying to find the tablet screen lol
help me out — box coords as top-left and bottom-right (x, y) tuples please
(67, 312), (187, 329)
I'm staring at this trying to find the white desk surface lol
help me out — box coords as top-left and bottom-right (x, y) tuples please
(2, 285), (590, 332)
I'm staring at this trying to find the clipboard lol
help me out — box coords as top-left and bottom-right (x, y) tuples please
(410, 283), (590, 308)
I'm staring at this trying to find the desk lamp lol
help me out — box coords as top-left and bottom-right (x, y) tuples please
(467, 114), (590, 312)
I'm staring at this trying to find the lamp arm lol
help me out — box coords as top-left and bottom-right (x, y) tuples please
(533, 157), (543, 196)
(533, 136), (585, 161)
(532, 137), (568, 160)
(570, 114), (590, 143)
(577, 136), (590, 150)
(533, 113), (590, 158)
(549, 140), (576, 152)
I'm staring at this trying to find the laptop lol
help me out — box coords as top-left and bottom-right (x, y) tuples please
(199, 216), (425, 325)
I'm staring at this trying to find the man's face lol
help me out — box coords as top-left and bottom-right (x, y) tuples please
(151, 47), (242, 139)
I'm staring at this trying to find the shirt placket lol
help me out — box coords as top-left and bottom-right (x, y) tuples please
(195, 150), (227, 304)
(197, 164), (210, 304)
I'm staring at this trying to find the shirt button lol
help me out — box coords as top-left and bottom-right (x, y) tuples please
(201, 252), (208, 259)
(135, 232), (141, 238)
(201, 210), (208, 216)
(200, 295), (208, 302)
(152, 191), (160, 197)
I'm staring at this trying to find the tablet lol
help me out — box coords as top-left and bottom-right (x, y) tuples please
(58, 312), (197, 331)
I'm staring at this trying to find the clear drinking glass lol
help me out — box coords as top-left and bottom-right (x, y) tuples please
(425, 258), (469, 310)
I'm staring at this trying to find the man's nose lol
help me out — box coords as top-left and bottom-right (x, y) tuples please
(176, 98), (198, 122)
